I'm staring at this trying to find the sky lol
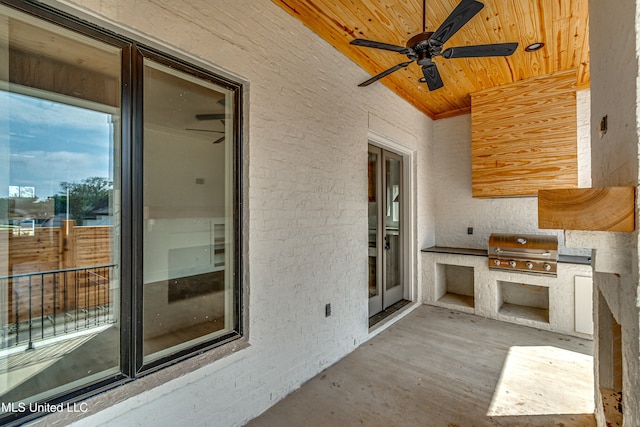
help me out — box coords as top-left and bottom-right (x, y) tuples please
(2, 90), (115, 200)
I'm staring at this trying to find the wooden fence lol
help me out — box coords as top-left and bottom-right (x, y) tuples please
(1, 221), (114, 323)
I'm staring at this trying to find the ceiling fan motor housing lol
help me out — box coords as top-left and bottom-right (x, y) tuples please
(406, 32), (442, 65)
(406, 31), (434, 49)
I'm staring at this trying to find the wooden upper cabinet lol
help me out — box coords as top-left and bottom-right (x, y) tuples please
(471, 69), (578, 198)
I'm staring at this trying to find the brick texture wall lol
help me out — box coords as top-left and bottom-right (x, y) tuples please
(588, 0), (640, 425)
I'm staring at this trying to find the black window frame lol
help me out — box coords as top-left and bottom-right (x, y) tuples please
(133, 45), (244, 375)
(0, 1), (244, 424)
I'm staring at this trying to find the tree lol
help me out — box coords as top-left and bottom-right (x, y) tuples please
(56, 177), (112, 225)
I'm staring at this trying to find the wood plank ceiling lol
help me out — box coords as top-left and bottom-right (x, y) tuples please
(272, 0), (589, 120)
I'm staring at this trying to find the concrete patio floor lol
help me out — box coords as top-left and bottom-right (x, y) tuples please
(248, 304), (595, 427)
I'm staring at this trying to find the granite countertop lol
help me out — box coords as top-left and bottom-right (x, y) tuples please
(421, 246), (591, 265)
(421, 246), (487, 257)
(557, 254), (592, 265)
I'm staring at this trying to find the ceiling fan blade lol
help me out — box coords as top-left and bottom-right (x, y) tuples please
(421, 63), (444, 91)
(358, 61), (413, 87)
(442, 42), (519, 58)
(196, 113), (227, 120)
(431, 0), (484, 45)
(350, 38), (413, 55)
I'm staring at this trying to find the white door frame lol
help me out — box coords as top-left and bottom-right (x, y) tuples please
(367, 129), (416, 306)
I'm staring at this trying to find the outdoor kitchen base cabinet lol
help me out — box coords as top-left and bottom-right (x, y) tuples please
(422, 248), (593, 338)
(436, 264), (475, 309)
(498, 281), (550, 324)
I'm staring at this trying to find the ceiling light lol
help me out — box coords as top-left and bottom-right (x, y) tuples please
(525, 42), (544, 52)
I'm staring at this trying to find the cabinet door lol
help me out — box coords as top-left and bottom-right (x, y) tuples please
(574, 276), (593, 334)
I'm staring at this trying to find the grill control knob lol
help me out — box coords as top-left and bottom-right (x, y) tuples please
(525, 262), (534, 269)
(493, 259), (500, 266)
(509, 260), (517, 268)
(543, 263), (551, 271)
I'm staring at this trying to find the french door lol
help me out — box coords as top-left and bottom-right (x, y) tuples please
(368, 145), (403, 317)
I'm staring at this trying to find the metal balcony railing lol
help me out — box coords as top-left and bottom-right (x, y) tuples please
(0, 265), (116, 349)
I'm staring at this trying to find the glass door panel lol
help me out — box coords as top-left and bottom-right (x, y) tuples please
(383, 153), (403, 309)
(368, 146), (403, 318)
(368, 147), (382, 315)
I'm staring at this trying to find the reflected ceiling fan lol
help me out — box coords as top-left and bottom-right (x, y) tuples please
(349, 0), (518, 91)
(186, 117), (226, 144)
(188, 99), (228, 143)
(185, 127), (225, 144)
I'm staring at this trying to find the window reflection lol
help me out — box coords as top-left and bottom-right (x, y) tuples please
(142, 59), (235, 362)
(0, 4), (121, 409)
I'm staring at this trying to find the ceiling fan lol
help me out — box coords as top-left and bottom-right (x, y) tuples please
(349, 0), (518, 91)
(187, 116), (226, 144)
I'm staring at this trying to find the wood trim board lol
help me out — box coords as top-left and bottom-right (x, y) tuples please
(471, 69), (578, 198)
(538, 187), (635, 232)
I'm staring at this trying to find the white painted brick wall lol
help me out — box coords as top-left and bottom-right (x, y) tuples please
(29, 1), (434, 426)
(431, 91), (591, 257)
(588, 0), (640, 425)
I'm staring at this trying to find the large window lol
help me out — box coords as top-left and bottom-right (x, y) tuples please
(0, 2), (242, 424)
(142, 57), (238, 363)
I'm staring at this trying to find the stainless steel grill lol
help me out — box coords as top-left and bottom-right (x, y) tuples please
(488, 233), (558, 276)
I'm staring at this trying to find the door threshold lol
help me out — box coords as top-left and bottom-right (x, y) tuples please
(369, 299), (411, 328)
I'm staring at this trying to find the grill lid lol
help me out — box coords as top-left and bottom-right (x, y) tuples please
(488, 233), (558, 275)
(488, 233), (558, 252)
(488, 233), (558, 263)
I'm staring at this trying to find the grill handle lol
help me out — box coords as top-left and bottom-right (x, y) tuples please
(493, 248), (552, 257)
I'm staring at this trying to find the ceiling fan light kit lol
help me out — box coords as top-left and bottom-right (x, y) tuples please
(525, 42), (545, 52)
(350, 0), (518, 91)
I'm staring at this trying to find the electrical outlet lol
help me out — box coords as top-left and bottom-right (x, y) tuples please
(325, 303), (331, 317)
(599, 115), (608, 139)
(467, 227), (473, 235)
